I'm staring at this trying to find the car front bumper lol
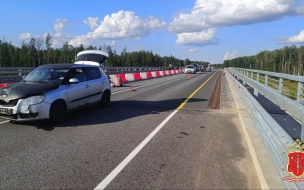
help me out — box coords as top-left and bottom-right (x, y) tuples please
(0, 100), (51, 121)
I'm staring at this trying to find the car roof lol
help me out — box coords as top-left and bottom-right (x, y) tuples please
(39, 63), (100, 69)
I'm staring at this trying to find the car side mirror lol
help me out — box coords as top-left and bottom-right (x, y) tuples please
(69, 78), (79, 84)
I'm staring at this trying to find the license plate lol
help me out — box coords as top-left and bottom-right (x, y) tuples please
(0, 108), (13, 115)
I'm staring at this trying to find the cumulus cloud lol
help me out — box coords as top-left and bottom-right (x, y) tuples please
(224, 50), (238, 60)
(54, 19), (68, 33)
(277, 30), (304, 44)
(176, 28), (218, 45)
(169, 0), (304, 33)
(19, 33), (32, 41)
(68, 35), (93, 47)
(169, 0), (304, 45)
(83, 17), (99, 30)
(86, 10), (166, 40)
(69, 10), (166, 47)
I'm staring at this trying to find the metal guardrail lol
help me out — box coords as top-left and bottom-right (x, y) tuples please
(238, 68), (304, 104)
(0, 66), (171, 83)
(227, 68), (304, 189)
(230, 67), (304, 138)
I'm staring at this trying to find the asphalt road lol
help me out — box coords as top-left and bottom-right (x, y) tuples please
(0, 70), (260, 189)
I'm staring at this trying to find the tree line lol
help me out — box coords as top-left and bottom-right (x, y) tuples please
(0, 34), (210, 68)
(223, 45), (304, 76)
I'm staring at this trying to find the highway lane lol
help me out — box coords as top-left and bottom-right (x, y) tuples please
(0, 70), (260, 189)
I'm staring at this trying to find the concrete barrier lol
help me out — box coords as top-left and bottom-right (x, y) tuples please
(146, 72), (153, 79)
(133, 72), (141, 81)
(125, 73), (135, 82)
(140, 72), (147, 80)
(151, 72), (157, 78)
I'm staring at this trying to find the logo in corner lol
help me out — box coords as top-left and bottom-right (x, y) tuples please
(283, 139), (304, 182)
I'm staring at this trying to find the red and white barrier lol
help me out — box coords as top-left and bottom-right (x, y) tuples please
(0, 83), (10, 88)
(109, 69), (184, 87)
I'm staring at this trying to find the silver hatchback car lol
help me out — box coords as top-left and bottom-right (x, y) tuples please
(0, 63), (111, 124)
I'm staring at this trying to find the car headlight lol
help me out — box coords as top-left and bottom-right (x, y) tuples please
(20, 95), (45, 106)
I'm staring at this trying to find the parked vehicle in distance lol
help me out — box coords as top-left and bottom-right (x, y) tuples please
(184, 65), (196, 74)
(0, 63), (111, 124)
(193, 64), (200, 72)
(201, 65), (206, 71)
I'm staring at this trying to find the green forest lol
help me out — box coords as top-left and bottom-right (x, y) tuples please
(223, 45), (304, 76)
(0, 34), (210, 68)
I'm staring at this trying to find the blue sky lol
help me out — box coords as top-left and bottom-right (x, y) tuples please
(1, 0), (304, 64)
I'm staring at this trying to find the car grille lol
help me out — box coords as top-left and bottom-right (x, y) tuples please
(0, 99), (19, 107)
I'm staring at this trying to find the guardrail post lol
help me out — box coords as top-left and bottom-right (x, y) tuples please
(251, 72), (253, 78)
(257, 73), (259, 82)
(246, 70), (249, 77)
(19, 69), (21, 76)
(297, 82), (303, 102)
(279, 78), (284, 94)
(254, 88), (258, 97)
(265, 75), (268, 86)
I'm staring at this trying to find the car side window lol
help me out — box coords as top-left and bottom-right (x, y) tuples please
(69, 68), (86, 82)
(84, 67), (101, 81)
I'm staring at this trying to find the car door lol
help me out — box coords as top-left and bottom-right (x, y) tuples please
(83, 67), (104, 103)
(66, 68), (91, 109)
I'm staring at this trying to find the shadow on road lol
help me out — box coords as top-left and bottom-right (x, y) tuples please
(12, 98), (208, 131)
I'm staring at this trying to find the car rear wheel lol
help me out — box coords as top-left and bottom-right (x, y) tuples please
(49, 101), (67, 124)
(100, 91), (110, 108)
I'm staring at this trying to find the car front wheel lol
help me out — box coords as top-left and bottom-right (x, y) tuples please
(100, 91), (111, 108)
(49, 100), (67, 124)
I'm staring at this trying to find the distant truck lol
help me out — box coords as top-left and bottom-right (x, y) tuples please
(75, 50), (109, 68)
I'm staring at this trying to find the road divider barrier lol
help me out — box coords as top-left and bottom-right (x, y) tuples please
(109, 69), (184, 87)
(0, 69), (185, 88)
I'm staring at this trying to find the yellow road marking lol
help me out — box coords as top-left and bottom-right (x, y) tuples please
(177, 71), (218, 110)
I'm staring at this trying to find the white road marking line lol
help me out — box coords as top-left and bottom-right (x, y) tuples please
(111, 75), (184, 95)
(0, 120), (10, 124)
(94, 109), (179, 190)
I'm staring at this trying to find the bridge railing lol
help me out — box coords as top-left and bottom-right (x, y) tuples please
(227, 68), (304, 189)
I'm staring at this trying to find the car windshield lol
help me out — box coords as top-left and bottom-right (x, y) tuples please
(76, 53), (107, 64)
(186, 65), (194, 68)
(22, 67), (70, 84)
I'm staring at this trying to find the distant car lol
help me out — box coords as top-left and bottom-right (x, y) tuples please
(193, 64), (200, 72)
(201, 65), (206, 71)
(184, 65), (196, 74)
(0, 63), (111, 124)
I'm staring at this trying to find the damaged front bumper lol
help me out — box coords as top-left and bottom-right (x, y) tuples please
(0, 100), (51, 121)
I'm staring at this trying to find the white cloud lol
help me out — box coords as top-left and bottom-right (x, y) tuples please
(87, 10), (166, 40)
(278, 30), (304, 44)
(68, 35), (93, 47)
(54, 18), (68, 33)
(176, 28), (217, 45)
(169, 0), (304, 33)
(19, 33), (32, 41)
(169, 0), (304, 45)
(83, 17), (99, 30)
(224, 50), (238, 60)
(189, 48), (201, 52)
(68, 10), (166, 48)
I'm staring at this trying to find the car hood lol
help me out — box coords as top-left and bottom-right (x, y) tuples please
(0, 82), (59, 102)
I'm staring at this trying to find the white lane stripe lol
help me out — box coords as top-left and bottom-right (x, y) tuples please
(0, 120), (10, 124)
(94, 109), (179, 190)
(111, 75), (184, 95)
